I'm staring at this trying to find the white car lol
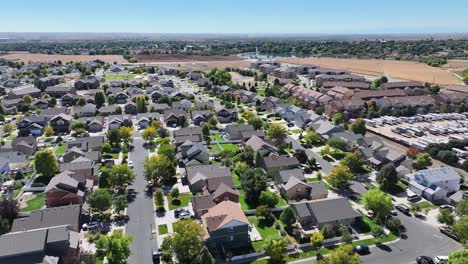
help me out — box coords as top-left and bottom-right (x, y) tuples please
(127, 160), (134, 168)
(434, 256), (448, 264)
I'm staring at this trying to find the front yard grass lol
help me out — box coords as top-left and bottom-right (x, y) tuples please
(55, 145), (65, 155)
(168, 192), (192, 211)
(158, 224), (168, 235)
(210, 143), (239, 153)
(20, 193), (45, 212)
(248, 216), (281, 251)
(210, 134), (224, 141)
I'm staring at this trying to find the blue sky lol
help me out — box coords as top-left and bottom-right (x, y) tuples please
(2, 0), (467, 34)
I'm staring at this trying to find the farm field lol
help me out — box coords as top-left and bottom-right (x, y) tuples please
(135, 54), (241, 63)
(281, 57), (462, 85)
(152, 60), (250, 71)
(0, 52), (126, 63)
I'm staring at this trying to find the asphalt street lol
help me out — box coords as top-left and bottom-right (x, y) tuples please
(292, 211), (462, 264)
(125, 136), (157, 264)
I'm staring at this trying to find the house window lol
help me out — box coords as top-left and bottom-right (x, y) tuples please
(229, 236), (234, 241)
(297, 188), (301, 192)
(228, 227), (234, 233)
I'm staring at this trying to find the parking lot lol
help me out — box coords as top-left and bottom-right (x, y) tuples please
(366, 115), (468, 148)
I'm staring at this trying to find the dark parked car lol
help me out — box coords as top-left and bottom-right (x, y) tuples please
(152, 248), (161, 263)
(439, 226), (460, 241)
(174, 208), (182, 218)
(395, 204), (410, 215)
(353, 244), (370, 255)
(416, 256), (435, 264)
(287, 123), (294, 127)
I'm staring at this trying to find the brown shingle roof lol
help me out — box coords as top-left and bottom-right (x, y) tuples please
(201, 201), (249, 232)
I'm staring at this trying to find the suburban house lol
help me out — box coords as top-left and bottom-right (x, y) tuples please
(380, 81), (424, 90)
(74, 103), (97, 117)
(164, 109), (187, 127)
(49, 114), (73, 135)
(59, 156), (96, 182)
(244, 135), (277, 157)
(276, 169), (328, 201)
(172, 99), (192, 112)
(225, 124), (255, 140)
(98, 105), (121, 116)
(215, 106), (238, 123)
(279, 105), (307, 122)
(17, 115), (48, 137)
(185, 165), (234, 194)
(61, 93), (75, 106)
(107, 115), (132, 130)
(79, 116), (104, 133)
(11, 204), (82, 232)
(291, 198), (360, 230)
(259, 155), (300, 176)
(173, 126), (204, 146)
(62, 146), (100, 163)
(113, 91), (129, 104)
(45, 86), (76, 98)
(191, 183), (240, 218)
(11, 136), (37, 155)
(7, 87), (42, 99)
(176, 142), (210, 167)
(201, 201), (250, 250)
(74, 77), (100, 90)
(406, 167), (461, 203)
(45, 171), (92, 208)
(191, 110), (213, 126)
(124, 102), (137, 115)
(136, 113), (160, 129)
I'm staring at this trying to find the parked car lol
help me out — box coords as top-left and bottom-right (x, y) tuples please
(287, 123), (294, 127)
(434, 256), (448, 264)
(152, 248), (162, 263)
(416, 256), (435, 264)
(179, 210), (193, 219)
(353, 244), (370, 255)
(439, 205), (454, 211)
(407, 193), (420, 202)
(395, 204), (410, 215)
(389, 210), (398, 216)
(127, 160), (134, 168)
(439, 226), (460, 241)
(174, 208), (182, 218)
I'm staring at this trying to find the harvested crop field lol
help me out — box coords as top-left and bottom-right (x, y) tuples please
(281, 57), (462, 85)
(151, 60), (250, 72)
(134, 54), (241, 63)
(0, 52), (126, 64)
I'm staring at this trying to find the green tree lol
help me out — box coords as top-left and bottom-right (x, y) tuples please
(0, 217), (10, 235)
(438, 208), (455, 226)
(341, 152), (364, 173)
(453, 215), (468, 244)
(416, 153), (432, 168)
(88, 189), (112, 215)
(141, 126), (157, 143)
(44, 125), (55, 137)
(119, 126), (133, 145)
(161, 219), (205, 264)
(376, 164), (399, 191)
(71, 120), (87, 131)
(202, 123), (211, 141)
(362, 189), (393, 220)
(326, 138), (348, 151)
(113, 195), (128, 215)
(95, 230), (133, 264)
(447, 249), (468, 264)
(154, 189), (165, 211)
(267, 123), (288, 145)
(2, 123), (16, 135)
(34, 149), (58, 178)
(280, 206), (296, 227)
(350, 118), (367, 135)
(109, 164), (136, 192)
(107, 128), (121, 146)
(340, 225), (353, 244)
(304, 129), (321, 145)
(456, 199), (468, 217)
(310, 231), (324, 248)
(94, 91), (106, 108)
(101, 142), (112, 153)
(371, 225), (385, 238)
(321, 226), (330, 239)
(259, 191), (279, 208)
(239, 168), (267, 206)
(327, 166), (353, 190)
(256, 205), (274, 226)
(248, 116), (264, 130)
(136, 95), (147, 113)
(144, 154), (176, 186)
(207, 117), (218, 129)
(193, 246), (215, 264)
(319, 244), (360, 264)
(158, 143), (176, 161)
(265, 238), (288, 264)
(332, 113), (344, 125)
(294, 149), (308, 164)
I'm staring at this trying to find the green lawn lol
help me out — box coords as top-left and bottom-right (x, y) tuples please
(55, 145), (65, 155)
(257, 89), (266, 96)
(20, 193), (45, 212)
(210, 134), (224, 141)
(306, 177), (320, 182)
(158, 224), (168, 235)
(168, 192), (192, 211)
(210, 143), (239, 153)
(248, 216), (281, 251)
(290, 129), (303, 134)
(232, 172), (241, 186)
(103, 73), (136, 81)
